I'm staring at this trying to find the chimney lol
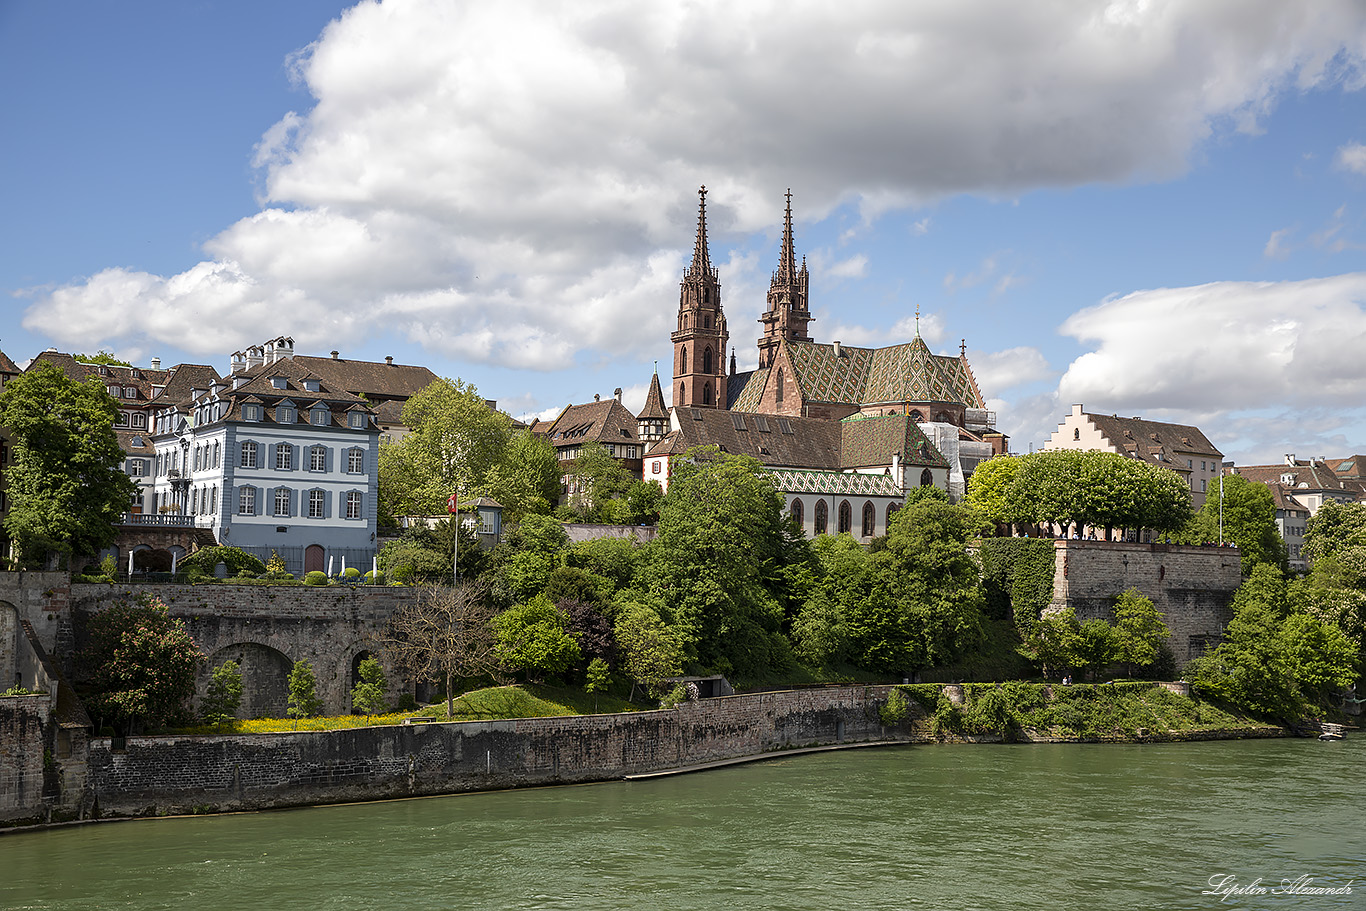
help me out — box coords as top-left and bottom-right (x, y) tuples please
(614, 387), (622, 403)
(594, 393), (601, 402)
(229, 352), (244, 374)
(385, 356), (394, 366)
(246, 346), (264, 370)
(832, 340), (842, 357)
(150, 356), (162, 371)
(1285, 453), (1296, 466)
(331, 350), (340, 359)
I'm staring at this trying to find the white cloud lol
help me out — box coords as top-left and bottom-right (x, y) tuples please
(911, 217), (931, 236)
(1264, 226), (1294, 259)
(23, 0), (1366, 369)
(1057, 273), (1366, 413)
(1336, 141), (1366, 173)
(825, 254), (869, 279)
(971, 346), (1052, 393)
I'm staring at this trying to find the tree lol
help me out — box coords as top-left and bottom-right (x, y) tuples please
(74, 350), (132, 366)
(584, 658), (611, 712)
(201, 660), (243, 726)
(1112, 589), (1170, 676)
(964, 455), (1021, 532)
(287, 660), (324, 723)
(623, 480), (664, 526)
(494, 595), (582, 683)
(351, 657), (390, 717)
(1001, 449), (1191, 538)
(1026, 608), (1083, 679)
(0, 363), (139, 567)
(565, 441), (633, 520)
(851, 500), (988, 678)
(382, 580), (500, 716)
(792, 534), (872, 667)
(378, 377), (514, 519)
(644, 448), (793, 678)
(1302, 500), (1366, 566)
(502, 513), (570, 600)
(77, 593), (203, 734)
(613, 602), (684, 697)
(1181, 473), (1285, 571)
(481, 430), (561, 521)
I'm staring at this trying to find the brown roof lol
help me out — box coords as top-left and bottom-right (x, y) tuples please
(115, 429), (156, 455)
(544, 399), (640, 448)
(27, 350), (218, 409)
(638, 372), (668, 421)
(0, 350), (19, 376)
(1084, 412), (1222, 466)
(1233, 461), (1361, 495)
(157, 358), (377, 433)
(645, 408), (842, 468)
(291, 354), (439, 402)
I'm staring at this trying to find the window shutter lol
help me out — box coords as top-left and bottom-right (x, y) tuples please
(290, 488), (298, 517)
(292, 444), (300, 471)
(325, 447), (333, 473)
(324, 490), (332, 519)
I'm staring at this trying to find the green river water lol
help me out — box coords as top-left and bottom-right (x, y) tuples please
(1, 738), (1360, 911)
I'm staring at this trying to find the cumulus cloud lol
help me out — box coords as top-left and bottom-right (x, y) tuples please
(23, 0), (1366, 369)
(971, 346), (1053, 394)
(1336, 141), (1366, 173)
(1057, 274), (1366, 412)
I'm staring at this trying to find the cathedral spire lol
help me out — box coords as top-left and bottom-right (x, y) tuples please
(688, 185), (712, 279)
(776, 188), (796, 282)
(757, 188), (812, 368)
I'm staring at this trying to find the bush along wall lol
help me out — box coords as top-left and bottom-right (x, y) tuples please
(978, 538), (1056, 638)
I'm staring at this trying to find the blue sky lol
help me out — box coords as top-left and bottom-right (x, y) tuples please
(5, 1), (1366, 463)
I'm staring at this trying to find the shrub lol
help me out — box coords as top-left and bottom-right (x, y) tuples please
(201, 660), (243, 726)
(304, 571), (330, 586)
(364, 570), (386, 585)
(343, 567), (362, 581)
(181, 546), (267, 577)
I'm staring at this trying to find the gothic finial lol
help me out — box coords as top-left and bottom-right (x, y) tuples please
(915, 304), (921, 338)
(778, 188), (796, 281)
(960, 339), (966, 357)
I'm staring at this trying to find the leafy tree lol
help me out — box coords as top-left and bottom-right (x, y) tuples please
(74, 350), (133, 366)
(1112, 589), (1169, 675)
(1278, 613), (1358, 702)
(0, 363), (139, 567)
(853, 500), (988, 678)
(565, 535), (643, 597)
(378, 377), (514, 519)
(613, 602), (684, 697)
(1180, 473), (1285, 571)
(494, 594), (582, 683)
(560, 599), (616, 672)
(351, 657), (390, 717)
(201, 660), (243, 726)
(1073, 618), (1119, 681)
(643, 448), (792, 678)
(287, 660), (324, 722)
(502, 513), (570, 600)
(1186, 599), (1300, 718)
(78, 593), (203, 733)
(179, 545), (267, 577)
(1302, 500), (1366, 566)
(383, 581), (500, 716)
(481, 430), (561, 521)
(624, 480), (664, 525)
(791, 534), (872, 667)
(1001, 449), (1191, 538)
(565, 441), (633, 521)
(1026, 608), (1083, 679)
(964, 455), (1021, 531)
(585, 658), (611, 712)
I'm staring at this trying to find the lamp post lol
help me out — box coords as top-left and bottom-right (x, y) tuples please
(1219, 474), (1225, 546)
(447, 492), (459, 586)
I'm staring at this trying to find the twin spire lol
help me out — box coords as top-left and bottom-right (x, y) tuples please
(687, 185), (714, 279)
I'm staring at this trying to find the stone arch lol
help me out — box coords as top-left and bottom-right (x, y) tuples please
(134, 547), (172, 572)
(910, 409), (924, 422)
(207, 642), (293, 719)
(304, 544), (325, 574)
(0, 600), (18, 690)
(862, 501), (876, 538)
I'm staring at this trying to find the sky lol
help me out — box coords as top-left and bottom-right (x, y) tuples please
(5, 0), (1366, 464)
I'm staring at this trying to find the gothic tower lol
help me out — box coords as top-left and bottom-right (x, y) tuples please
(757, 189), (812, 369)
(671, 186), (729, 409)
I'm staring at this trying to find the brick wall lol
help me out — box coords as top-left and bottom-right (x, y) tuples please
(0, 695), (52, 823)
(85, 685), (895, 817)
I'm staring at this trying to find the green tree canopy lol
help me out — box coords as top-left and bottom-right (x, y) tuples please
(565, 441), (633, 521)
(1180, 473), (1285, 571)
(77, 594), (203, 734)
(998, 449), (1192, 537)
(201, 660), (243, 726)
(494, 594), (582, 683)
(287, 660), (324, 721)
(0, 363), (139, 567)
(481, 430), (561, 521)
(613, 601), (685, 696)
(964, 455), (1021, 529)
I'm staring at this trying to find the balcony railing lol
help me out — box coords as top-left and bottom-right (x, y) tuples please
(121, 513), (196, 527)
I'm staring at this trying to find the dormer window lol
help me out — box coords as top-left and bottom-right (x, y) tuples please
(123, 386), (136, 399)
(311, 406), (330, 426)
(348, 412), (366, 429)
(271, 377), (288, 390)
(243, 404), (262, 422)
(303, 379), (321, 393)
(276, 405), (296, 424)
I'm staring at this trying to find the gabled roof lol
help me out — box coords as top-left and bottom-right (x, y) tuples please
(727, 368), (768, 411)
(0, 350), (20, 375)
(638, 371), (668, 421)
(151, 363), (222, 405)
(839, 413), (950, 469)
(543, 398), (640, 448)
(757, 337), (987, 410)
(291, 354), (439, 401)
(644, 408), (841, 468)
(1233, 461), (1360, 495)
(1085, 412), (1222, 463)
(27, 350), (182, 403)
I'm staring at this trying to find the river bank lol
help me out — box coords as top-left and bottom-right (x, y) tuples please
(5, 680), (1340, 831)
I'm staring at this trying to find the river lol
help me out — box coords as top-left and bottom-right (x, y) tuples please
(1, 738), (1360, 911)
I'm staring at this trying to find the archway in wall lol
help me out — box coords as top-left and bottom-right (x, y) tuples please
(134, 548), (172, 572)
(208, 643), (293, 719)
(0, 601), (18, 690)
(304, 545), (325, 574)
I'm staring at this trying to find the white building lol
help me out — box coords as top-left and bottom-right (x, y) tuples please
(149, 357), (379, 576)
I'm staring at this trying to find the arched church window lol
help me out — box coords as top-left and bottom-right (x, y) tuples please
(910, 409), (924, 422)
(679, 383), (686, 406)
(704, 314), (711, 328)
(887, 502), (899, 527)
(1073, 427), (1081, 441)
(703, 382), (713, 406)
(776, 368), (784, 403)
(681, 346), (688, 372)
(815, 500), (828, 535)
(920, 469), (933, 487)
(703, 347), (713, 374)
(790, 498), (804, 526)
(862, 501), (875, 538)
(838, 500), (852, 534)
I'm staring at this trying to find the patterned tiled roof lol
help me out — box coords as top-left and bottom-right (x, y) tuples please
(839, 413), (950, 469)
(783, 337), (986, 408)
(726, 368), (768, 411)
(763, 467), (902, 497)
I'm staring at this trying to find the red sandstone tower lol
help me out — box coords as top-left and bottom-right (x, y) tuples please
(756, 189), (812, 369)
(671, 186), (729, 408)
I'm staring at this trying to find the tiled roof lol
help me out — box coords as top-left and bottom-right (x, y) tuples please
(727, 368), (769, 411)
(764, 467), (902, 497)
(839, 413), (950, 469)
(291, 355), (439, 401)
(782, 337), (986, 408)
(638, 372), (668, 421)
(544, 399), (640, 448)
(157, 358), (377, 433)
(116, 430), (156, 455)
(153, 363), (222, 405)
(1086, 412), (1222, 464)
(0, 350), (19, 375)
(643, 408), (842, 468)
(28, 350), (180, 403)
(1233, 462), (1360, 495)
